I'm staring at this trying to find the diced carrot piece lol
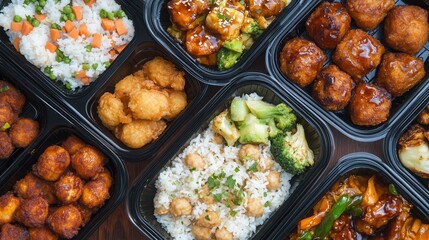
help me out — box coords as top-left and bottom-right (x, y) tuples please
(34, 14), (46, 22)
(68, 28), (79, 39)
(101, 18), (115, 32)
(64, 20), (75, 33)
(114, 19), (127, 36)
(109, 49), (116, 57)
(79, 23), (89, 37)
(84, 0), (96, 7)
(75, 70), (86, 78)
(91, 33), (101, 48)
(21, 20), (34, 36)
(10, 21), (23, 32)
(13, 37), (21, 52)
(50, 29), (61, 42)
(116, 44), (127, 53)
(81, 77), (89, 85)
(72, 6), (83, 21)
(45, 42), (57, 53)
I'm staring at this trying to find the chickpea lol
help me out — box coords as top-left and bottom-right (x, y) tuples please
(197, 211), (220, 228)
(238, 144), (261, 162)
(199, 184), (215, 205)
(257, 157), (274, 172)
(155, 205), (169, 215)
(184, 153), (205, 170)
(246, 197), (264, 217)
(192, 224), (211, 240)
(215, 227), (233, 240)
(266, 171), (281, 191)
(170, 198), (192, 217)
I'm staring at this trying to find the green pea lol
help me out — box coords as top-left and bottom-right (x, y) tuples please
(107, 12), (114, 20)
(49, 73), (56, 80)
(115, 10), (125, 18)
(60, 14), (68, 22)
(63, 5), (72, 14)
(82, 63), (90, 70)
(44, 66), (52, 74)
(56, 56), (63, 62)
(35, 6), (43, 14)
(26, 15), (32, 21)
(92, 63), (98, 70)
(39, 0), (46, 7)
(13, 15), (22, 22)
(31, 19), (40, 27)
(64, 57), (71, 64)
(51, 23), (61, 30)
(103, 61), (110, 68)
(99, 9), (107, 18)
(68, 12), (75, 21)
(24, 0), (30, 5)
(65, 82), (72, 90)
(85, 45), (92, 52)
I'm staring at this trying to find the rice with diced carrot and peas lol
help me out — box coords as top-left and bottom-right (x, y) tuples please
(0, 0), (134, 90)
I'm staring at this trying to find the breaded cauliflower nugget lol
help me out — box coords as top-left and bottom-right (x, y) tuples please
(0, 192), (20, 225)
(98, 93), (132, 130)
(61, 135), (86, 156)
(115, 120), (167, 149)
(128, 89), (169, 121)
(47, 205), (82, 239)
(14, 173), (57, 204)
(71, 146), (105, 180)
(33, 146), (70, 182)
(143, 57), (186, 91)
(15, 196), (49, 228)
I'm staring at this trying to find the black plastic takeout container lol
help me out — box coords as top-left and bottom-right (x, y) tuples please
(266, 0), (429, 142)
(0, 56), (128, 240)
(143, 0), (305, 85)
(0, 0), (144, 97)
(269, 153), (429, 239)
(126, 73), (334, 239)
(50, 41), (208, 162)
(384, 93), (429, 200)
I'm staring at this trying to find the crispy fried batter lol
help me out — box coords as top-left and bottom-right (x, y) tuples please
(0, 223), (28, 240)
(33, 146), (70, 182)
(0, 101), (17, 128)
(15, 196), (49, 228)
(0, 81), (26, 114)
(128, 89), (169, 121)
(9, 118), (39, 148)
(0, 132), (14, 160)
(47, 205), (82, 239)
(164, 90), (187, 120)
(80, 172), (112, 209)
(28, 227), (58, 240)
(0, 192), (20, 225)
(14, 173), (57, 204)
(71, 146), (105, 180)
(115, 120), (167, 149)
(168, 0), (210, 31)
(97, 93), (132, 130)
(346, 0), (394, 30)
(399, 124), (426, 149)
(61, 135), (86, 156)
(54, 172), (84, 204)
(143, 57), (186, 91)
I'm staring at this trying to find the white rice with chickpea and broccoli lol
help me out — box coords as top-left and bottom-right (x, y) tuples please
(154, 93), (314, 240)
(0, 0), (134, 90)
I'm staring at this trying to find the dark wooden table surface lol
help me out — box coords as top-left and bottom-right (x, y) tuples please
(88, 127), (385, 240)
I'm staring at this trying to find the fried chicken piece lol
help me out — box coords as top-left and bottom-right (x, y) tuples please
(33, 146), (70, 181)
(185, 26), (221, 58)
(0, 224), (28, 240)
(47, 205), (82, 239)
(0, 81), (26, 114)
(115, 120), (167, 149)
(9, 118), (39, 148)
(279, 38), (326, 88)
(73, 203), (95, 227)
(143, 57), (186, 91)
(0, 101), (17, 129)
(114, 75), (142, 102)
(333, 29), (385, 82)
(205, 7), (245, 40)
(0, 192), (20, 225)
(54, 171), (83, 204)
(71, 146), (106, 179)
(168, 0), (210, 31)
(97, 93), (132, 130)
(247, 0), (285, 17)
(128, 89), (169, 121)
(80, 171), (112, 209)
(345, 0), (394, 30)
(418, 107), (429, 125)
(164, 90), (187, 120)
(330, 214), (358, 240)
(15, 196), (49, 228)
(349, 84), (391, 126)
(312, 65), (355, 111)
(29, 227), (58, 240)
(306, 2), (351, 49)
(61, 135), (86, 156)
(375, 52), (426, 97)
(0, 132), (14, 160)
(14, 173), (57, 204)
(384, 5), (429, 55)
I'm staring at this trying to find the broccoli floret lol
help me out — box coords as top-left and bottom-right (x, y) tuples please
(223, 39), (244, 53)
(266, 118), (281, 138)
(217, 47), (243, 71)
(241, 21), (263, 38)
(246, 100), (297, 130)
(212, 110), (240, 146)
(237, 114), (269, 144)
(230, 98), (249, 122)
(270, 124), (315, 175)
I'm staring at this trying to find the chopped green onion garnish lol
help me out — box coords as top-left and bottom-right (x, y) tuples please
(0, 86), (10, 93)
(1, 122), (11, 131)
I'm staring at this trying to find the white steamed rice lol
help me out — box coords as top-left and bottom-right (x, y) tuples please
(154, 93), (294, 240)
(0, 0), (135, 89)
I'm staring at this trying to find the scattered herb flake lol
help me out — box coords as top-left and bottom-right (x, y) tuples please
(217, 13), (224, 19)
(190, 167), (196, 172)
(230, 210), (237, 217)
(225, 175), (236, 188)
(0, 86), (10, 93)
(207, 177), (220, 190)
(264, 201), (271, 207)
(247, 162), (258, 172)
(214, 193), (222, 202)
(205, 215), (211, 221)
(234, 167), (240, 173)
(263, 192), (267, 197)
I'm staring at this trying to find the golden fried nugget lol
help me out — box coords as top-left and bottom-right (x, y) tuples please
(165, 90), (187, 120)
(143, 57), (186, 91)
(47, 205), (82, 239)
(168, 0), (210, 31)
(61, 135), (86, 156)
(0, 101), (17, 128)
(0, 81), (26, 114)
(128, 89), (169, 121)
(97, 93), (132, 130)
(115, 120), (167, 149)
(80, 173), (112, 209)
(29, 227), (58, 240)
(54, 171), (84, 204)
(0, 132), (14, 160)
(71, 146), (105, 179)
(15, 196), (49, 228)
(346, 0), (394, 30)
(33, 146), (70, 182)
(9, 118), (39, 148)
(0, 224), (28, 240)
(14, 173), (57, 204)
(114, 75), (142, 101)
(0, 192), (20, 225)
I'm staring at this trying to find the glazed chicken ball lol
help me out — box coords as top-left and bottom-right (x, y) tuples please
(247, 0), (284, 17)
(0, 132), (14, 160)
(345, 0), (394, 30)
(280, 38), (326, 88)
(115, 120), (167, 149)
(312, 65), (355, 111)
(184, 153), (205, 170)
(164, 90), (187, 120)
(306, 2), (351, 49)
(384, 5), (429, 54)
(169, 197), (192, 217)
(0, 101), (16, 129)
(128, 89), (169, 121)
(0, 223), (28, 240)
(349, 84), (392, 126)
(71, 146), (105, 179)
(246, 197), (264, 217)
(47, 205), (82, 239)
(186, 26), (221, 57)
(97, 93), (132, 130)
(375, 52), (426, 97)
(168, 0), (210, 31)
(215, 227), (233, 240)
(9, 118), (39, 148)
(418, 107), (429, 125)
(14, 173), (57, 204)
(0, 80), (26, 114)
(143, 57), (186, 91)
(28, 227), (58, 240)
(205, 7), (245, 40)
(333, 29), (385, 82)
(54, 171), (84, 204)
(0, 192), (20, 225)
(61, 135), (86, 156)
(80, 171), (112, 209)
(33, 145), (70, 181)
(191, 224), (211, 240)
(15, 196), (49, 228)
